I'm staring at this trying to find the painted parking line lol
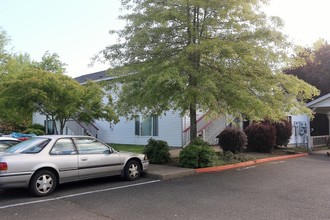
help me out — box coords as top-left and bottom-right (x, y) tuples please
(0, 180), (161, 210)
(270, 161), (285, 164)
(237, 166), (256, 171)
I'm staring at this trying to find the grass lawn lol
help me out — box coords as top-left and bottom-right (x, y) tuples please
(110, 144), (145, 153)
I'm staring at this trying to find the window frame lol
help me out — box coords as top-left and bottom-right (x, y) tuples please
(135, 115), (158, 136)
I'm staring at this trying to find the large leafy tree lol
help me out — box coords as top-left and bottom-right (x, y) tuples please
(97, 0), (318, 141)
(285, 39), (330, 97)
(0, 69), (118, 134)
(0, 29), (33, 130)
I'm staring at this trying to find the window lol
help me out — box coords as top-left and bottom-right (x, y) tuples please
(5, 138), (51, 154)
(50, 139), (77, 155)
(74, 137), (110, 154)
(135, 116), (158, 136)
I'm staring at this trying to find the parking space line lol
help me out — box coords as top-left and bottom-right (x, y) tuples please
(0, 180), (161, 210)
(237, 166), (256, 171)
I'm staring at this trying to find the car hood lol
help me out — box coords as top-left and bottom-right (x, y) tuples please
(116, 151), (145, 159)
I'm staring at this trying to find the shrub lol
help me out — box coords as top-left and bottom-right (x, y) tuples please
(244, 123), (276, 153)
(24, 128), (45, 135)
(189, 138), (209, 147)
(261, 119), (293, 147)
(143, 138), (171, 164)
(179, 145), (200, 168)
(272, 120), (293, 147)
(218, 128), (247, 153)
(179, 138), (218, 168)
(28, 124), (46, 132)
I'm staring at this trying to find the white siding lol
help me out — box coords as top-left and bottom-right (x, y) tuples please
(96, 110), (183, 147)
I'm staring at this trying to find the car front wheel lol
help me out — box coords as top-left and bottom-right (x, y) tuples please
(124, 160), (141, 181)
(29, 170), (57, 197)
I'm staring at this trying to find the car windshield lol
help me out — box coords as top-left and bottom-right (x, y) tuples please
(5, 137), (51, 154)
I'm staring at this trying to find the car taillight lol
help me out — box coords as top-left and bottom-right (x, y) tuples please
(0, 162), (8, 171)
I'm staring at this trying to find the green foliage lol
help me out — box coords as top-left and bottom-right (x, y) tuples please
(179, 139), (217, 168)
(245, 123), (276, 153)
(218, 128), (247, 153)
(219, 151), (256, 165)
(97, 0), (318, 142)
(143, 138), (171, 164)
(28, 124), (46, 132)
(189, 138), (209, 147)
(24, 128), (45, 135)
(0, 69), (118, 134)
(34, 51), (67, 74)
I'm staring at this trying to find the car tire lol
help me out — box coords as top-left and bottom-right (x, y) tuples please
(124, 160), (141, 181)
(29, 170), (57, 197)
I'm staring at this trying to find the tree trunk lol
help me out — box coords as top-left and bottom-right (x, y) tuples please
(59, 120), (65, 135)
(189, 103), (197, 142)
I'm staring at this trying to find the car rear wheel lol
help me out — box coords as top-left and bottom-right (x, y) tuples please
(29, 170), (57, 197)
(124, 160), (141, 181)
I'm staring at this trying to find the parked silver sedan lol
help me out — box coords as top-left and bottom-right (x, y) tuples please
(0, 137), (20, 152)
(0, 135), (149, 196)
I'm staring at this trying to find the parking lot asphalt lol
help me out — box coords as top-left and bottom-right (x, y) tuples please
(146, 148), (319, 180)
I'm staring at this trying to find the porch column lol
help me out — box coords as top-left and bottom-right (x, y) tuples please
(328, 113), (330, 136)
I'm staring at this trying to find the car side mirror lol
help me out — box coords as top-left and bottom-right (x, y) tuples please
(103, 149), (111, 154)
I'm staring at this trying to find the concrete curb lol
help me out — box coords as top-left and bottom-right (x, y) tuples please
(195, 153), (308, 173)
(147, 164), (196, 180)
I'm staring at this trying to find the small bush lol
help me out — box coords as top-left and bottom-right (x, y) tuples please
(23, 128), (45, 135)
(143, 138), (171, 164)
(273, 120), (293, 147)
(28, 124), (46, 132)
(261, 119), (293, 147)
(179, 145), (200, 168)
(189, 138), (209, 147)
(244, 123), (276, 153)
(218, 128), (247, 153)
(179, 138), (218, 168)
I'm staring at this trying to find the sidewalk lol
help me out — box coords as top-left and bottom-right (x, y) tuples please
(146, 147), (311, 180)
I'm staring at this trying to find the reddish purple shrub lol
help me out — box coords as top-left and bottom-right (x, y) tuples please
(244, 123), (276, 153)
(218, 128), (247, 153)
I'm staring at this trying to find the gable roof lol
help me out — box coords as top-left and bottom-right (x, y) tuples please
(307, 93), (330, 114)
(74, 70), (113, 84)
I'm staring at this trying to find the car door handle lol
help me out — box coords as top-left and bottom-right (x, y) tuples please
(81, 157), (88, 161)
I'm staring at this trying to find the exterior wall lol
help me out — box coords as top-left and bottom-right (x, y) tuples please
(33, 111), (183, 147)
(33, 113), (45, 126)
(97, 110), (183, 147)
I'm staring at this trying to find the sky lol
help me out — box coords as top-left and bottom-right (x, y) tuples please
(1, 0), (330, 78)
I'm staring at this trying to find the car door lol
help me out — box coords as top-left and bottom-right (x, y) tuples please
(73, 137), (123, 180)
(49, 138), (79, 183)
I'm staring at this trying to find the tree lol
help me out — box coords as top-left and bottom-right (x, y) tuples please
(284, 39), (330, 97)
(0, 29), (34, 130)
(0, 27), (11, 76)
(97, 0), (318, 141)
(0, 68), (118, 134)
(34, 51), (67, 74)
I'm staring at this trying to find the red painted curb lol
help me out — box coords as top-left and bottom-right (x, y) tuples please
(195, 153), (308, 173)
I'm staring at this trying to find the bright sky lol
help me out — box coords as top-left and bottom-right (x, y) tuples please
(1, 0), (330, 78)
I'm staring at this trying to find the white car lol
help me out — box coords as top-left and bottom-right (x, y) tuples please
(0, 137), (20, 152)
(0, 135), (149, 196)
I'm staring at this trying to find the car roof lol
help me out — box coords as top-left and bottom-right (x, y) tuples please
(0, 137), (19, 141)
(37, 135), (95, 139)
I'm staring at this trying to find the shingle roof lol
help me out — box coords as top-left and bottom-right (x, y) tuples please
(74, 70), (112, 84)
